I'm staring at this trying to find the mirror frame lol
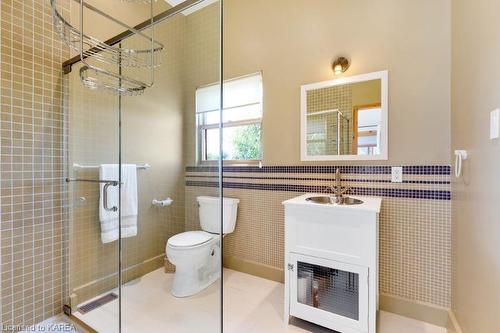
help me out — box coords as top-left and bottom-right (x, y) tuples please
(300, 70), (389, 161)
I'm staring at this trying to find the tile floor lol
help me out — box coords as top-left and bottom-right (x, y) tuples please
(21, 315), (83, 332)
(74, 268), (448, 333)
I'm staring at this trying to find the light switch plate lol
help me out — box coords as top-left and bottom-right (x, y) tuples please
(391, 167), (403, 183)
(490, 109), (499, 139)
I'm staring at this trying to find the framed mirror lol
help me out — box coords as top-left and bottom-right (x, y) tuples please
(300, 71), (388, 161)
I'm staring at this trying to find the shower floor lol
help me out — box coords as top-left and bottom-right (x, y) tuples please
(74, 268), (448, 333)
(21, 315), (85, 332)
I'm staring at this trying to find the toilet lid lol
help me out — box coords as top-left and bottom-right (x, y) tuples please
(167, 231), (213, 247)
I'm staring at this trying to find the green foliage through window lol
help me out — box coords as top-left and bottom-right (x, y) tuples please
(232, 124), (262, 160)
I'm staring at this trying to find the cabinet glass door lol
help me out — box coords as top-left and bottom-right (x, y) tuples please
(290, 253), (368, 332)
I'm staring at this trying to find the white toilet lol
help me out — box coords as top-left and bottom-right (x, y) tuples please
(166, 196), (239, 297)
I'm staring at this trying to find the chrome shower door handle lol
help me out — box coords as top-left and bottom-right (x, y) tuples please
(103, 182), (118, 212)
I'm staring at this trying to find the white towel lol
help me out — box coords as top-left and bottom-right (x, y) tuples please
(99, 164), (138, 244)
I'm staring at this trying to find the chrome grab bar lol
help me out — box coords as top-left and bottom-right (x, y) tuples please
(65, 178), (119, 212)
(65, 178), (119, 185)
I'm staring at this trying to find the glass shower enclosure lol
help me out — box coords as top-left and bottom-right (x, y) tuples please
(59, 0), (223, 331)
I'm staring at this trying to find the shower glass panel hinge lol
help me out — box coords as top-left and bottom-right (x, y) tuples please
(288, 263), (294, 271)
(63, 304), (72, 316)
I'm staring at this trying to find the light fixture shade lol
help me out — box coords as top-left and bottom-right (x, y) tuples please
(332, 57), (350, 75)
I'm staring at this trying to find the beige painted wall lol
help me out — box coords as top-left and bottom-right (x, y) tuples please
(451, 0), (500, 332)
(222, 0), (451, 165)
(182, 0), (452, 166)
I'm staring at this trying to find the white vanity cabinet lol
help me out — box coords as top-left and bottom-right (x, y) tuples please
(283, 194), (381, 333)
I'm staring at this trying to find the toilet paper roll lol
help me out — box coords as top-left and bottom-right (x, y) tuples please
(298, 271), (313, 304)
(298, 277), (308, 303)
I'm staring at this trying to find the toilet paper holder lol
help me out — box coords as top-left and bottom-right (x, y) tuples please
(152, 198), (173, 207)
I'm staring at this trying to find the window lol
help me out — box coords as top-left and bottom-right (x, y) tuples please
(196, 73), (263, 163)
(352, 105), (381, 156)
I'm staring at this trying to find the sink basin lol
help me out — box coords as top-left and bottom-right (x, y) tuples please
(305, 196), (332, 204)
(306, 195), (333, 204)
(305, 196), (364, 205)
(338, 197), (364, 205)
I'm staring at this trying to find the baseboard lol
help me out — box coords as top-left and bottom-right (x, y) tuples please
(222, 259), (458, 329)
(71, 254), (164, 308)
(446, 309), (464, 333)
(380, 293), (453, 328)
(223, 256), (284, 283)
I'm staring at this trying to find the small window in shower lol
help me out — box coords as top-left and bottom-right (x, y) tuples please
(196, 72), (263, 164)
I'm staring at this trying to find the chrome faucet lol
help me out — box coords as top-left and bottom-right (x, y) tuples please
(329, 168), (350, 204)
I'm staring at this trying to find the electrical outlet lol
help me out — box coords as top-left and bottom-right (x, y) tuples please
(391, 167), (403, 183)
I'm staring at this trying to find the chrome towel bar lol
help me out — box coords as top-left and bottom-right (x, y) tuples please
(65, 178), (119, 185)
(72, 163), (151, 170)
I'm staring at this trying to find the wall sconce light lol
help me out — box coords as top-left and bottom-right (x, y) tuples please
(332, 57), (350, 75)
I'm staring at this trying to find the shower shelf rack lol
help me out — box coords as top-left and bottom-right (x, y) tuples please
(50, 0), (164, 95)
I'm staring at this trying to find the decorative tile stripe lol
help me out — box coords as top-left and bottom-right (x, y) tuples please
(186, 175), (450, 185)
(186, 165), (451, 175)
(185, 181), (451, 200)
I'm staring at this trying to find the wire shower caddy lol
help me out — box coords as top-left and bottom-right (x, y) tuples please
(50, 0), (165, 95)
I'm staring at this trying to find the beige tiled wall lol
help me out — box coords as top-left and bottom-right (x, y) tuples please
(65, 14), (188, 306)
(0, 0), (203, 326)
(0, 0), (69, 327)
(63, 1), (221, 307)
(185, 167), (452, 308)
(306, 84), (353, 155)
(182, 3), (221, 166)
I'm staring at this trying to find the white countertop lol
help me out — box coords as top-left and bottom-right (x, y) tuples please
(282, 193), (382, 213)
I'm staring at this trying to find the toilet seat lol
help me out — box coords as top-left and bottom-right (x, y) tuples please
(167, 231), (213, 248)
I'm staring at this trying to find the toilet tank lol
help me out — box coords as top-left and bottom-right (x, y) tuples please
(197, 196), (239, 234)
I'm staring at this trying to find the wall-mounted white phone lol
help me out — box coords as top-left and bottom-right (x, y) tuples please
(454, 150), (468, 178)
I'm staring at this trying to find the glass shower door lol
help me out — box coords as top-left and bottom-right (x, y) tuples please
(117, 1), (223, 333)
(64, 62), (121, 332)
(63, 0), (223, 331)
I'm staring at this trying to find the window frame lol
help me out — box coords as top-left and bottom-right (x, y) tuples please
(196, 72), (264, 165)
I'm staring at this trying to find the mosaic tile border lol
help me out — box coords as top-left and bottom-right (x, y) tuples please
(186, 175), (450, 185)
(186, 181), (450, 200)
(185, 165), (451, 200)
(186, 165), (451, 175)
